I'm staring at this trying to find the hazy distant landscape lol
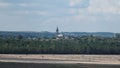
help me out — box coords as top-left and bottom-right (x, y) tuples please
(0, 31), (120, 68)
(1, 0), (120, 67)
(0, 31), (116, 39)
(0, 31), (120, 54)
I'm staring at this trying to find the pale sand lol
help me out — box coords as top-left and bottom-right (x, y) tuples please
(0, 54), (120, 65)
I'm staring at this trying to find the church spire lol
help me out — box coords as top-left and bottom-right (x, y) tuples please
(56, 27), (59, 35)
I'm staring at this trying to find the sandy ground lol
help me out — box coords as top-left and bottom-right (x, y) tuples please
(0, 54), (120, 65)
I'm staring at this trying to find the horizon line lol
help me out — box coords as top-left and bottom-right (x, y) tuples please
(0, 30), (119, 33)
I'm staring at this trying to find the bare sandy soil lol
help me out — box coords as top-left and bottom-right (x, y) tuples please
(0, 54), (120, 65)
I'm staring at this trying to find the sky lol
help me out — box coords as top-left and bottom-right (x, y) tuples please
(0, 0), (120, 32)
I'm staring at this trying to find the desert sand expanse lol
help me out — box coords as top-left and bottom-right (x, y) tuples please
(0, 54), (120, 65)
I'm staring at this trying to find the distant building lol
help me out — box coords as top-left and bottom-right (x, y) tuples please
(55, 27), (75, 40)
(56, 27), (64, 39)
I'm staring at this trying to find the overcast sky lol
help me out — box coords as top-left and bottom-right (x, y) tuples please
(0, 0), (120, 32)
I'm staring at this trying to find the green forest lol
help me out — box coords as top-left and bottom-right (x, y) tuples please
(0, 36), (120, 54)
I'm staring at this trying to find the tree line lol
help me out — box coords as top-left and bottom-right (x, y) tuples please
(0, 36), (120, 54)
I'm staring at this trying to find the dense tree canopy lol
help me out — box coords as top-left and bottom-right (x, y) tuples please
(0, 36), (120, 54)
